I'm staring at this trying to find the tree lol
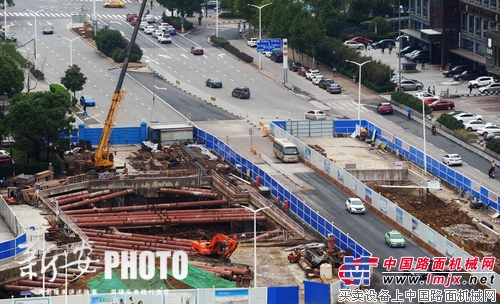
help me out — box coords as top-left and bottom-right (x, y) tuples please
(95, 29), (127, 57)
(3, 91), (75, 162)
(369, 16), (391, 35)
(0, 52), (24, 97)
(0, 0), (15, 9)
(60, 65), (87, 104)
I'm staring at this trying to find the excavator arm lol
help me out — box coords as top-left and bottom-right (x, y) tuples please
(191, 234), (239, 260)
(88, 0), (148, 170)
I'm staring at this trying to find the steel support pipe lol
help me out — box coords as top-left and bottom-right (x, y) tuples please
(57, 190), (111, 205)
(189, 262), (251, 276)
(36, 277), (69, 284)
(64, 199), (229, 215)
(71, 212), (254, 222)
(88, 237), (192, 249)
(76, 215), (266, 228)
(158, 188), (219, 198)
(18, 280), (62, 288)
(70, 207), (249, 218)
(89, 240), (192, 252)
(60, 189), (135, 211)
(3, 285), (37, 291)
(80, 229), (194, 243)
(180, 187), (214, 192)
(52, 191), (89, 200)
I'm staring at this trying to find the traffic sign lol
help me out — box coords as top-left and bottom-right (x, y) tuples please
(257, 38), (282, 53)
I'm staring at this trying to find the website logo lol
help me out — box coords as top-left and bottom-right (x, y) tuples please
(338, 256), (379, 286)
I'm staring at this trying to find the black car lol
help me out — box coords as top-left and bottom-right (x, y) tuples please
(42, 25), (54, 35)
(289, 62), (302, 72)
(484, 131), (500, 141)
(231, 87), (251, 99)
(396, 45), (422, 57)
(205, 78), (222, 88)
(270, 52), (283, 62)
(371, 39), (396, 49)
(452, 70), (485, 82)
(318, 78), (334, 89)
(409, 50), (429, 63)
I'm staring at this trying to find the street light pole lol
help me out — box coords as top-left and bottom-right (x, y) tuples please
(247, 3), (272, 70)
(398, 3), (402, 91)
(23, 8), (48, 68)
(423, 100), (427, 173)
(345, 59), (372, 129)
(58, 36), (80, 66)
(238, 204), (271, 287)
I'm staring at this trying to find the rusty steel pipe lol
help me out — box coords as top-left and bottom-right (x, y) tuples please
(254, 228), (282, 241)
(57, 190), (111, 206)
(189, 262), (251, 276)
(158, 188), (218, 198)
(180, 187), (214, 192)
(3, 285), (37, 291)
(18, 280), (62, 288)
(77, 215), (266, 228)
(80, 229), (194, 244)
(89, 241), (191, 252)
(64, 200), (229, 215)
(52, 191), (89, 200)
(88, 236), (192, 249)
(36, 277), (69, 284)
(70, 208), (248, 218)
(60, 189), (135, 211)
(71, 212), (254, 222)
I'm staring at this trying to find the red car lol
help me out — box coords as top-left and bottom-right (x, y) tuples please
(351, 37), (373, 45)
(424, 97), (439, 105)
(131, 17), (139, 26)
(428, 99), (455, 110)
(377, 102), (393, 115)
(191, 46), (204, 55)
(126, 12), (138, 22)
(297, 66), (310, 76)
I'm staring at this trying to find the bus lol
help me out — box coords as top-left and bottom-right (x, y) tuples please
(273, 138), (299, 163)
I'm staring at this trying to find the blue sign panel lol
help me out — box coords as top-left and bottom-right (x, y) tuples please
(257, 38), (282, 52)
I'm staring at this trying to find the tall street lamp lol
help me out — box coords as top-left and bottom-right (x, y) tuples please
(3, 0), (7, 34)
(398, 3), (403, 91)
(58, 36), (80, 66)
(422, 100), (427, 173)
(345, 59), (372, 128)
(247, 2), (272, 70)
(237, 204), (271, 287)
(23, 8), (48, 67)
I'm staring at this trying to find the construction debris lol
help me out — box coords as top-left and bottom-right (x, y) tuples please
(442, 224), (486, 242)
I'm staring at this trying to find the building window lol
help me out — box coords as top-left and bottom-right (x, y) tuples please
(483, 20), (488, 37)
(469, 15), (474, 34)
(476, 0), (481, 4)
(462, 13), (468, 31)
(462, 38), (474, 52)
(476, 43), (486, 56)
(423, 1), (428, 18)
(492, 0), (497, 8)
(410, 0), (415, 13)
(484, 0), (489, 6)
(416, 2), (420, 15)
(476, 17), (482, 36)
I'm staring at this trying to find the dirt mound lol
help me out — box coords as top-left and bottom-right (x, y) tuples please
(372, 185), (500, 272)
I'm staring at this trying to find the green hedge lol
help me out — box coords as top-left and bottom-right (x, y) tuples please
(219, 12), (243, 18)
(486, 139), (500, 154)
(436, 113), (464, 131)
(211, 36), (230, 48)
(390, 91), (431, 114)
(210, 36), (253, 63)
(162, 17), (193, 31)
(49, 83), (70, 100)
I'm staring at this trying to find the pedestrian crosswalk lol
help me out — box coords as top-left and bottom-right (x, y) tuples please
(0, 12), (128, 20)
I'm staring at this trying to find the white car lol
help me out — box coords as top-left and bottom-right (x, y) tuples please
(152, 29), (163, 38)
(468, 76), (496, 88)
(344, 41), (365, 50)
(345, 198), (366, 214)
(247, 38), (258, 47)
(477, 124), (500, 136)
(311, 75), (324, 85)
(144, 14), (155, 23)
(144, 25), (155, 34)
(442, 154), (462, 166)
(304, 110), (327, 120)
(263, 51), (273, 58)
(478, 83), (500, 93)
(305, 69), (320, 80)
(159, 22), (169, 31)
(413, 92), (437, 101)
(463, 120), (488, 132)
(453, 113), (484, 124)
(139, 21), (148, 30)
(157, 33), (172, 44)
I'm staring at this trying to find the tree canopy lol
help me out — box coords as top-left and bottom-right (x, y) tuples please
(3, 91), (76, 162)
(60, 65), (87, 103)
(0, 52), (24, 97)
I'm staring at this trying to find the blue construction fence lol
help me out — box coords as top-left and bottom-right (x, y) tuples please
(193, 127), (371, 259)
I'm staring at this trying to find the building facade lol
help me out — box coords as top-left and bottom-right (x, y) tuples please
(402, 0), (500, 76)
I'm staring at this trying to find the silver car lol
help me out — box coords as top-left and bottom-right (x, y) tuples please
(304, 110), (327, 120)
(397, 80), (424, 91)
(343, 41), (365, 50)
(478, 83), (500, 93)
(442, 154), (462, 166)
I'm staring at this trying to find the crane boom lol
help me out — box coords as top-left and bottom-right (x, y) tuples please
(90, 0), (148, 170)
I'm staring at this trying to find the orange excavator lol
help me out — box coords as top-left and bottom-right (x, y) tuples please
(191, 234), (239, 260)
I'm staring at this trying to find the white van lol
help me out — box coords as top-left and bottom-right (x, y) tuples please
(273, 138), (299, 163)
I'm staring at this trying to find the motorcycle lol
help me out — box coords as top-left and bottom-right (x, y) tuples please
(488, 167), (495, 178)
(431, 126), (437, 135)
